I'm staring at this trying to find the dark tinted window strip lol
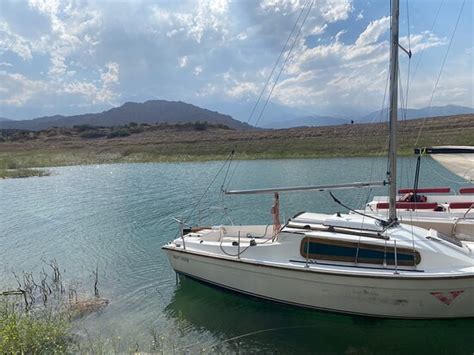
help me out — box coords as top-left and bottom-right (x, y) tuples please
(300, 237), (421, 266)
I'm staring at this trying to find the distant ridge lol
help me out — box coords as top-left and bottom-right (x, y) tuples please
(0, 117), (11, 122)
(359, 105), (474, 123)
(261, 114), (349, 129)
(260, 104), (473, 128)
(0, 100), (254, 131)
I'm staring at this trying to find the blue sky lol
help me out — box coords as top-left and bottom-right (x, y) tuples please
(0, 0), (472, 123)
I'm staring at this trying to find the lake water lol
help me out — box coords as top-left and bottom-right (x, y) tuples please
(1, 157), (472, 353)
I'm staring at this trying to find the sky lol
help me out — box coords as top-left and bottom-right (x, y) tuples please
(0, 0), (472, 123)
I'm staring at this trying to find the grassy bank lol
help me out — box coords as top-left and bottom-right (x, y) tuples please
(0, 168), (50, 179)
(0, 303), (71, 353)
(0, 114), (472, 171)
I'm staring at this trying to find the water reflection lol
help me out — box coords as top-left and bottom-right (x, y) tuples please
(166, 275), (473, 354)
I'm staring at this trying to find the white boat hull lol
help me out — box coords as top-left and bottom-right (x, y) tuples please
(165, 248), (474, 319)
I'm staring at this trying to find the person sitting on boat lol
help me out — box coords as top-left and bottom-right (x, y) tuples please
(399, 192), (427, 203)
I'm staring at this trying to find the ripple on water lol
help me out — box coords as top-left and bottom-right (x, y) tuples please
(1, 159), (472, 353)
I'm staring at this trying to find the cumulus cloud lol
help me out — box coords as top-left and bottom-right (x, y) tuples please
(225, 81), (260, 98)
(193, 65), (203, 76)
(265, 17), (449, 114)
(179, 56), (188, 68)
(355, 16), (390, 46)
(0, 0), (470, 120)
(28, 0), (102, 77)
(0, 72), (47, 105)
(0, 22), (33, 60)
(63, 62), (120, 104)
(150, 0), (230, 44)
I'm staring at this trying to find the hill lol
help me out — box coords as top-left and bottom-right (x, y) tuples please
(0, 100), (253, 131)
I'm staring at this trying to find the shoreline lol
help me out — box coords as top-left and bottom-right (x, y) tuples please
(0, 149), (416, 179)
(1, 114), (472, 177)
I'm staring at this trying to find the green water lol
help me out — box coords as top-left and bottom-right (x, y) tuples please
(1, 157), (472, 353)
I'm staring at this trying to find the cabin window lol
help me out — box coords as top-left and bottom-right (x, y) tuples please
(300, 237), (420, 266)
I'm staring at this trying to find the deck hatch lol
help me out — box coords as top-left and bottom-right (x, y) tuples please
(300, 237), (421, 266)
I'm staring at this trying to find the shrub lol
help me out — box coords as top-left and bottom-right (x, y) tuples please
(193, 121), (208, 131)
(107, 129), (130, 139)
(73, 124), (97, 132)
(129, 126), (144, 134)
(0, 303), (72, 353)
(79, 130), (107, 139)
(128, 122), (138, 127)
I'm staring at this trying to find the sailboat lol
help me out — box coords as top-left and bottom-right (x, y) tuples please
(363, 146), (474, 240)
(163, 0), (474, 318)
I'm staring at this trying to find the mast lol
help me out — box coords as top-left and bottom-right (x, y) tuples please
(388, 0), (399, 222)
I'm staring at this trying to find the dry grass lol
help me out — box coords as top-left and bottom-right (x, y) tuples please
(0, 114), (472, 170)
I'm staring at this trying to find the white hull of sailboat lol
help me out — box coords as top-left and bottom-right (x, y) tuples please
(164, 248), (474, 319)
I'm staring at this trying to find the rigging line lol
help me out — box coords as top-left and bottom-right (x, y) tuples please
(184, 150), (235, 224)
(404, 0), (412, 114)
(406, 0), (411, 51)
(225, 2), (310, 188)
(329, 191), (389, 225)
(414, 0), (465, 146)
(254, 0), (315, 128)
(356, 62), (389, 207)
(398, 70), (406, 120)
(411, 0), (445, 84)
(245, 0), (309, 125)
(220, 150), (235, 199)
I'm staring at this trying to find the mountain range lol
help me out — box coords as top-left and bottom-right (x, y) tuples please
(0, 100), (253, 131)
(260, 104), (473, 128)
(0, 101), (471, 131)
(358, 105), (474, 123)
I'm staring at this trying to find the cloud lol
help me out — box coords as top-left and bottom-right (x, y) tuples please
(400, 32), (447, 53)
(63, 62), (120, 104)
(27, 0), (102, 77)
(262, 18), (449, 115)
(0, 0), (471, 119)
(179, 56), (188, 68)
(101, 62), (119, 86)
(193, 65), (203, 76)
(0, 72), (46, 105)
(355, 16), (390, 46)
(150, 0), (230, 44)
(225, 81), (260, 98)
(0, 22), (33, 60)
